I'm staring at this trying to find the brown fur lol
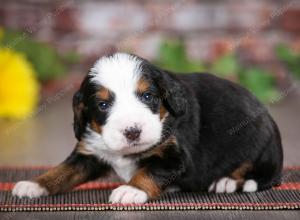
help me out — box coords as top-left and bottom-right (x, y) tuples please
(91, 119), (102, 133)
(127, 138), (178, 199)
(137, 77), (168, 120)
(76, 141), (94, 155)
(97, 87), (110, 100)
(159, 105), (168, 120)
(136, 78), (150, 93)
(230, 161), (253, 188)
(140, 136), (177, 159)
(129, 168), (161, 199)
(231, 161), (253, 180)
(35, 164), (87, 195)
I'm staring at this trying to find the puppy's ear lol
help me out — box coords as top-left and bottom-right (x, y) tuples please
(73, 75), (93, 140)
(152, 68), (187, 117)
(72, 90), (86, 140)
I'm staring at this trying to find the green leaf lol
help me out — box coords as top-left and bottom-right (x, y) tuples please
(62, 51), (81, 64)
(1, 30), (67, 82)
(210, 53), (239, 77)
(276, 43), (300, 79)
(154, 39), (206, 73)
(276, 43), (297, 63)
(239, 68), (280, 103)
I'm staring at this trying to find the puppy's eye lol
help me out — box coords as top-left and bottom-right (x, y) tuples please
(141, 92), (154, 103)
(98, 101), (110, 111)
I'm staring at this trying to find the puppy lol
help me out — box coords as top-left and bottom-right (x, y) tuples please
(12, 53), (283, 203)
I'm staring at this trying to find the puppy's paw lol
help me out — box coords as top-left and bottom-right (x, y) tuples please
(109, 185), (148, 204)
(12, 181), (48, 198)
(243, 179), (258, 192)
(208, 177), (237, 193)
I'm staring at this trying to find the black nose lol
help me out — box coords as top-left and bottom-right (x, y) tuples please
(124, 127), (141, 141)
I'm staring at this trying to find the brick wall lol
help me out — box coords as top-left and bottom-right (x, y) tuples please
(1, 0), (300, 65)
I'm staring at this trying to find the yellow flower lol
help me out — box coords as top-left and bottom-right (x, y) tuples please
(0, 48), (40, 119)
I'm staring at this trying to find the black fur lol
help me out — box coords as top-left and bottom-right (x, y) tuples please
(15, 54), (284, 202)
(72, 55), (283, 193)
(151, 72), (283, 191)
(73, 75), (115, 140)
(141, 61), (188, 117)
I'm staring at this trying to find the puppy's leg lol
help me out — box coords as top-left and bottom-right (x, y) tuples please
(109, 137), (185, 204)
(109, 168), (159, 204)
(13, 146), (111, 198)
(208, 161), (254, 193)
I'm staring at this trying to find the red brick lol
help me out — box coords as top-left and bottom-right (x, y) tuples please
(291, 38), (300, 53)
(0, 5), (7, 26)
(281, 9), (300, 33)
(53, 6), (78, 33)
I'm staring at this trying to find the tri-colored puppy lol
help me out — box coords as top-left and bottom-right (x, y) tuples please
(12, 53), (283, 204)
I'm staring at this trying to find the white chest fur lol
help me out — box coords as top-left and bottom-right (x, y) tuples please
(83, 128), (137, 182)
(110, 156), (137, 182)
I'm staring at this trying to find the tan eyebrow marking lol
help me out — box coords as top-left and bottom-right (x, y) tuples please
(96, 87), (111, 100)
(136, 77), (150, 93)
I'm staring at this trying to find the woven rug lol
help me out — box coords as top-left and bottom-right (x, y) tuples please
(0, 166), (299, 212)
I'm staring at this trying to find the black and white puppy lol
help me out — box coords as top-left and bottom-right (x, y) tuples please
(13, 53), (283, 204)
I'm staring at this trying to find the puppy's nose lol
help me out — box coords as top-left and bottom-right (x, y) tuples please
(124, 127), (141, 141)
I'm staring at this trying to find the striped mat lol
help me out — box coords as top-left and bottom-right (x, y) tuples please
(0, 166), (299, 211)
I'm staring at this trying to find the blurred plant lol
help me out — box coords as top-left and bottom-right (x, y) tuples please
(154, 39), (205, 73)
(155, 39), (279, 103)
(276, 43), (300, 79)
(239, 68), (279, 103)
(0, 27), (3, 40)
(0, 48), (39, 119)
(0, 29), (80, 82)
(211, 53), (279, 103)
(211, 53), (239, 81)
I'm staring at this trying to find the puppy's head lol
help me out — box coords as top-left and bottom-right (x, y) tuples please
(73, 53), (186, 155)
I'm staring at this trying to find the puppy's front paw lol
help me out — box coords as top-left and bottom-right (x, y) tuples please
(208, 177), (237, 193)
(109, 185), (148, 204)
(12, 181), (48, 198)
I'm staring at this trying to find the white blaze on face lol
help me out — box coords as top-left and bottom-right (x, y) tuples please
(89, 53), (163, 154)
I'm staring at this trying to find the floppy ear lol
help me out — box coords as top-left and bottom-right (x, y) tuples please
(72, 90), (86, 140)
(73, 74), (95, 140)
(152, 67), (187, 117)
